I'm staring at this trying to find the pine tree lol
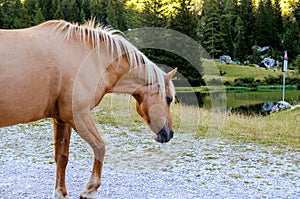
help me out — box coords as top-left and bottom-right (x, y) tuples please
(79, 9), (86, 23)
(135, 0), (169, 69)
(282, 17), (300, 60)
(238, 0), (255, 54)
(125, 2), (141, 29)
(24, 0), (37, 24)
(53, 3), (64, 20)
(200, 0), (227, 58)
(61, 0), (80, 22)
(272, 0), (283, 49)
(142, 0), (169, 27)
(282, 2), (300, 61)
(89, 0), (108, 25)
(106, 0), (127, 30)
(33, 3), (45, 25)
(294, 1), (300, 24)
(0, 5), (4, 28)
(39, 0), (54, 20)
(81, 0), (91, 19)
(234, 16), (247, 62)
(221, 0), (238, 57)
(73, 0), (87, 23)
(170, 0), (197, 39)
(255, 0), (274, 47)
(13, 0), (31, 28)
(168, 0), (202, 85)
(252, 0), (283, 59)
(1, 0), (14, 28)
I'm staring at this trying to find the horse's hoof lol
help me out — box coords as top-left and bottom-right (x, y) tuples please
(53, 189), (70, 199)
(80, 191), (98, 199)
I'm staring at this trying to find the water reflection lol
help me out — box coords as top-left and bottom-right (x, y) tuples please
(229, 102), (274, 116)
(175, 92), (205, 107)
(176, 90), (300, 116)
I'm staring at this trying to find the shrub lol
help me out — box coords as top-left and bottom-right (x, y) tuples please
(233, 77), (255, 87)
(264, 75), (281, 85)
(292, 55), (300, 74)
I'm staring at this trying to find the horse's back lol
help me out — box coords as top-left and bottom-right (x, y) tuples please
(0, 27), (62, 127)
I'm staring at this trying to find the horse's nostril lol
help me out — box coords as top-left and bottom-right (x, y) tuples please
(155, 129), (173, 143)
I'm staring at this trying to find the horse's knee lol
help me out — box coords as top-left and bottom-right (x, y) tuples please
(55, 152), (69, 166)
(93, 143), (105, 162)
(54, 147), (69, 167)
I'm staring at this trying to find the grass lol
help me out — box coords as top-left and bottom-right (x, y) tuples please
(92, 94), (143, 129)
(94, 94), (300, 149)
(215, 62), (297, 83)
(217, 63), (279, 82)
(178, 61), (299, 95)
(222, 109), (300, 147)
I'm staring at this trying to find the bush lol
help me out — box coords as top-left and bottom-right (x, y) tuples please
(224, 81), (233, 86)
(293, 55), (300, 74)
(263, 75), (299, 85)
(264, 75), (280, 85)
(207, 78), (223, 86)
(233, 77), (256, 87)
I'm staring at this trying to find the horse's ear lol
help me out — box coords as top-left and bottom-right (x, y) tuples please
(165, 68), (177, 82)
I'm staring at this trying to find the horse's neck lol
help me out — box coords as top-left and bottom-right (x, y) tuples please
(110, 67), (148, 94)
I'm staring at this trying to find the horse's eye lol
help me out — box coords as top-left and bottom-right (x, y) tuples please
(166, 97), (173, 105)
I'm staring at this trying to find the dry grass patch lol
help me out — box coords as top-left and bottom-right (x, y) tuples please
(94, 94), (300, 148)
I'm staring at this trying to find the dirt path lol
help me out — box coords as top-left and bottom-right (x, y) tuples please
(1, 120), (300, 198)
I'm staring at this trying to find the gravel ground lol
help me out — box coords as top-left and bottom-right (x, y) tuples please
(0, 119), (300, 199)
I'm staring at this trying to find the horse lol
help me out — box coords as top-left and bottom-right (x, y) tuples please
(0, 20), (177, 199)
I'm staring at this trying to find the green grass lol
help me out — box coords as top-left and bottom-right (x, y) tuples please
(203, 61), (299, 87)
(215, 62), (288, 83)
(93, 94), (145, 128)
(94, 94), (300, 149)
(96, 55), (297, 143)
(178, 60), (299, 93)
(222, 108), (300, 147)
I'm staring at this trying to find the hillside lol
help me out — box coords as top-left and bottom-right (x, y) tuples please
(215, 62), (299, 86)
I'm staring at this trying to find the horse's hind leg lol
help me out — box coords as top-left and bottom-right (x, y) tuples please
(53, 119), (72, 199)
(73, 113), (105, 199)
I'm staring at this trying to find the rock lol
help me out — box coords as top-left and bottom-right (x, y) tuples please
(271, 101), (296, 112)
(261, 57), (275, 68)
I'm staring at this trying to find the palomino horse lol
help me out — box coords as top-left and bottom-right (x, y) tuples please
(0, 20), (177, 199)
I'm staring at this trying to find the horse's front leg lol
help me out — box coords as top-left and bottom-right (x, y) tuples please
(53, 119), (72, 199)
(73, 113), (105, 199)
(80, 158), (104, 199)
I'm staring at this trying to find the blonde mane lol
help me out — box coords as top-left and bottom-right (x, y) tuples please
(44, 19), (175, 99)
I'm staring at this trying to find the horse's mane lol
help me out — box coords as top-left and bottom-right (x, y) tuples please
(42, 19), (175, 99)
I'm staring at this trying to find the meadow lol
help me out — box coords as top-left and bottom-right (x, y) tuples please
(216, 62), (298, 84)
(93, 93), (300, 149)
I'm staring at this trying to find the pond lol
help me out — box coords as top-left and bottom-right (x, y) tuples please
(176, 90), (300, 115)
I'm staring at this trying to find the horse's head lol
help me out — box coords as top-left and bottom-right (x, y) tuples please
(133, 68), (177, 143)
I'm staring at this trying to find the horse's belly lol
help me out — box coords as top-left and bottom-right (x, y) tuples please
(0, 85), (53, 127)
(0, 64), (59, 127)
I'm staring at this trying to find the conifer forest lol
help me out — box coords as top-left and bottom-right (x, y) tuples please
(1, 0), (300, 83)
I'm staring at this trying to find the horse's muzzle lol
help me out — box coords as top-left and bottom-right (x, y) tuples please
(155, 128), (174, 143)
